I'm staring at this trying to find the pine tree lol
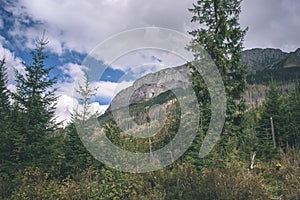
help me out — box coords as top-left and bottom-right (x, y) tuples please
(0, 58), (13, 173)
(12, 37), (57, 165)
(63, 75), (100, 176)
(284, 84), (300, 149)
(73, 75), (99, 123)
(0, 58), (10, 123)
(256, 82), (282, 159)
(189, 0), (248, 160)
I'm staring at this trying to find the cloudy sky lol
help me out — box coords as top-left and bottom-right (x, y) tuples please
(1, 0), (299, 125)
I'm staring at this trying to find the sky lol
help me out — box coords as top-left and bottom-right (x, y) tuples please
(1, 0), (300, 126)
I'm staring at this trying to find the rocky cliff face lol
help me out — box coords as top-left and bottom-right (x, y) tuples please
(108, 65), (191, 111)
(241, 48), (288, 72)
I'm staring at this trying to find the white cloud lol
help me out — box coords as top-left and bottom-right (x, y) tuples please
(55, 94), (75, 126)
(55, 94), (109, 127)
(55, 63), (87, 98)
(4, 0), (300, 54)
(7, 0), (195, 54)
(0, 42), (25, 85)
(110, 49), (186, 72)
(59, 63), (86, 82)
(92, 80), (133, 101)
(56, 62), (133, 101)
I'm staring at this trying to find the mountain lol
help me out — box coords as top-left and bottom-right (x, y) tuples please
(96, 47), (300, 145)
(244, 48), (300, 84)
(107, 65), (191, 111)
(99, 47), (300, 119)
(98, 65), (193, 142)
(241, 48), (288, 72)
(102, 47), (300, 113)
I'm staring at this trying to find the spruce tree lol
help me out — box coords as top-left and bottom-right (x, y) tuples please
(0, 59), (10, 123)
(286, 84), (300, 149)
(73, 75), (98, 123)
(256, 82), (282, 159)
(12, 37), (57, 165)
(189, 0), (248, 159)
(0, 58), (13, 173)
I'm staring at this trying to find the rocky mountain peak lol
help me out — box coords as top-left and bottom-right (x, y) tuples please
(241, 48), (288, 71)
(108, 65), (191, 111)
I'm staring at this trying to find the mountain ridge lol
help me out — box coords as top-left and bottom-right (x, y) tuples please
(241, 48), (288, 72)
(244, 48), (300, 84)
(103, 47), (300, 114)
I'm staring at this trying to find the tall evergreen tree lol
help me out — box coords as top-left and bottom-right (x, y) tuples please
(0, 58), (13, 173)
(282, 83), (300, 149)
(0, 58), (10, 123)
(256, 82), (282, 159)
(189, 0), (248, 159)
(12, 37), (57, 165)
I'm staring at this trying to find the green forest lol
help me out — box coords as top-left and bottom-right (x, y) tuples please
(1, 0), (299, 199)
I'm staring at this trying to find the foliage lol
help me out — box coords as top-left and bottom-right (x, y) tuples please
(3, 149), (299, 200)
(0, 58), (12, 161)
(0, 58), (10, 127)
(285, 84), (300, 149)
(11, 37), (58, 168)
(0, 3), (299, 199)
(247, 67), (300, 85)
(73, 75), (99, 123)
(0, 58), (14, 198)
(255, 82), (283, 159)
(254, 82), (300, 159)
(188, 0), (248, 161)
(61, 75), (102, 177)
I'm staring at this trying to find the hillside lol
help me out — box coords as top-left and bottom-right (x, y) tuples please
(243, 48), (300, 84)
(99, 65), (192, 146)
(241, 48), (288, 72)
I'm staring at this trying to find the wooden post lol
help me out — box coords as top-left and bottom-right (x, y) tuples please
(270, 117), (276, 148)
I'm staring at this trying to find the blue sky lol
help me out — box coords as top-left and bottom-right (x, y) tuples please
(1, 0), (300, 125)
